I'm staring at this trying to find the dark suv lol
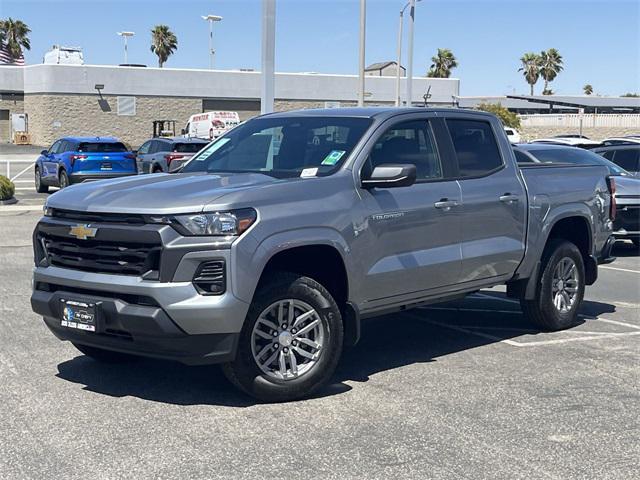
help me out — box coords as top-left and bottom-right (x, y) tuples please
(593, 145), (640, 176)
(136, 137), (208, 174)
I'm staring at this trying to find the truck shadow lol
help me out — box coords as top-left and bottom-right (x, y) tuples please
(55, 293), (616, 407)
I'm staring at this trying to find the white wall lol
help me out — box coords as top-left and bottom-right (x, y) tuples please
(0, 66), (25, 92)
(18, 64), (459, 104)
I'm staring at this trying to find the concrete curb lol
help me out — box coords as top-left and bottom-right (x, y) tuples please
(0, 204), (43, 214)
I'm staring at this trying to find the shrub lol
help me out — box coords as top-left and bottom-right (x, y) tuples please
(476, 103), (521, 129)
(0, 175), (15, 200)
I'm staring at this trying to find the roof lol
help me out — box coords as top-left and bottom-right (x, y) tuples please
(154, 136), (208, 143)
(514, 142), (582, 151)
(507, 95), (640, 109)
(365, 61), (405, 71)
(264, 107), (495, 120)
(61, 136), (121, 142)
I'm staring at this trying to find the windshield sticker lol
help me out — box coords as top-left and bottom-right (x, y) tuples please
(321, 150), (346, 166)
(300, 167), (318, 178)
(193, 138), (230, 160)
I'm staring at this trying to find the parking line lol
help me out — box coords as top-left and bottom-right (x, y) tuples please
(471, 292), (520, 304)
(597, 318), (640, 330)
(600, 265), (640, 274)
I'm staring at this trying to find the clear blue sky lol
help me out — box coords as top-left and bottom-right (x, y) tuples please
(2, 0), (639, 96)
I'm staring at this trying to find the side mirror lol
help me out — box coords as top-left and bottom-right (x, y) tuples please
(40, 149), (48, 155)
(361, 164), (417, 189)
(181, 128), (187, 135)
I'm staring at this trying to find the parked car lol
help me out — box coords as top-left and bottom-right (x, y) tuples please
(514, 143), (639, 247)
(601, 136), (640, 146)
(592, 145), (640, 176)
(34, 136), (137, 192)
(32, 108), (615, 402)
(136, 137), (208, 174)
(183, 111), (241, 140)
(503, 126), (521, 143)
(530, 137), (602, 149)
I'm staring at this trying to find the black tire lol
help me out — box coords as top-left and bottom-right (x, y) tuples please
(72, 343), (139, 363)
(222, 272), (344, 402)
(35, 167), (49, 193)
(520, 239), (585, 331)
(58, 170), (70, 189)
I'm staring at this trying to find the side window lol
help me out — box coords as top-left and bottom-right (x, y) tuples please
(137, 141), (151, 155)
(600, 151), (615, 160)
(446, 119), (503, 177)
(612, 149), (640, 171)
(156, 141), (170, 154)
(514, 149), (534, 163)
(60, 141), (73, 153)
(49, 140), (62, 154)
(369, 120), (443, 181)
(148, 141), (160, 154)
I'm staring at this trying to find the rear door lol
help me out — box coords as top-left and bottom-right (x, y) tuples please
(136, 141), (152, 173)
(358, 114), (463, 303)
(445, 115), (527, 283)
(43, 140), (62, 181)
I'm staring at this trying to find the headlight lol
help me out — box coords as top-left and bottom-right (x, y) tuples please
(169, 208), (257, 236)
(43, 206), (53, 217)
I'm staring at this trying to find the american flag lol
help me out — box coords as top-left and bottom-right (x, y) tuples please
(0, 42), (25, 66)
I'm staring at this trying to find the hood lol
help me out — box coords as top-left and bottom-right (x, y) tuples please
(46, 172), (279, 214)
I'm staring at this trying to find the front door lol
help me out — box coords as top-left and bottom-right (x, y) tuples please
(358, 116), (462, 304)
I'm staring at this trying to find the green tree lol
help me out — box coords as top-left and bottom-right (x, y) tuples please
(621, 92), (639, 97)
(539, 48), (563, 93)
(476, 103), (521, 129)
(426, 48), (458, 78)
(518, 52), (541, 96)
(150, 25), (178, 68)
(0, 18), (31, 60)
(583, 84), (593, 95)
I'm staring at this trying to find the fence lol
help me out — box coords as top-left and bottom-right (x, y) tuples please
(518, 114), (640, 128)
(1, 158), (35, 190)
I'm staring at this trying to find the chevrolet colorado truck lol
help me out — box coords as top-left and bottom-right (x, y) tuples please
(31, 108), (616, 402)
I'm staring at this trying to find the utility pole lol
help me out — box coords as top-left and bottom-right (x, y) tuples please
(261, 0), (276, 114)
(117, 32), (135, 65)
(358, 0), (366, 107)
(405, 0), (416, 107)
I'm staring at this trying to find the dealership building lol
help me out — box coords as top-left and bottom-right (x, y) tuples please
(0, 64), (460, 147)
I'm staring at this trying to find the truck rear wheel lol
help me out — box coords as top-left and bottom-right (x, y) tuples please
(222, 273), (343, 402)
(520, 239), (585, 331)
(72, 343), (139, 363)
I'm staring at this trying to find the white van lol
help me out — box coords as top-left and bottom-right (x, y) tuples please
(183, 111), (241, 140)
(43, 45), (84, 65)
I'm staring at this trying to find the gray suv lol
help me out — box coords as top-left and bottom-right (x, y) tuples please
(31, 108), (615, 401)
(136, 137), (208, 174)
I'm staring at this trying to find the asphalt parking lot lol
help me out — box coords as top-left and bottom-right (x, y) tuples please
(1, 211), (638, 480)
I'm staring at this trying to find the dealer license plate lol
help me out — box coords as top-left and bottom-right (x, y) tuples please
(60, 299), (97, 332)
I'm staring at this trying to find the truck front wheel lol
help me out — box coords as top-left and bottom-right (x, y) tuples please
(222, 273), (344, 402)
(521, 239), (585, 331)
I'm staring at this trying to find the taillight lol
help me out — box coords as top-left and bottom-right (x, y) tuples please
(69, 154), (87, 166)
(606, 176), (616, 221)
(164, 154), (185, 166)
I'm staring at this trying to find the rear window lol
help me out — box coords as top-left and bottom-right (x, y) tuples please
(529, 148), (606, 165)
(77, 142), (128, 153)
(173, 142), (206, 153)
(447, 119), (503, 177)
(612, 149), (640, 171)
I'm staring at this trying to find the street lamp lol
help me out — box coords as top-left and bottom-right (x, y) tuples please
(202, 14), (223, 69)
(395, 0), (422, 106)
(117, 31), (135, 65)
(405, 0), (419, 107)
(358, 0), (366, 107)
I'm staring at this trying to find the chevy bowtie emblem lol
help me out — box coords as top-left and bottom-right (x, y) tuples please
(69, 224), (97, 240)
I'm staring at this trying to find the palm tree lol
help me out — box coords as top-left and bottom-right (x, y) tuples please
(0, 18), (31, 60)
(150, 25), (178, 68)
(426, 48), (458, 78)
(539, 48), (563, 93)
(583, 84), (593, 95)
(518, 52), (541, 96)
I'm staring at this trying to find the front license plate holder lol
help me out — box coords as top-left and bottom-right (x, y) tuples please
(60, 298), (99, 332)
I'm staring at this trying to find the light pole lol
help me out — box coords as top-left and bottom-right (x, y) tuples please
(202, 15), (223, 69)
(261, 0), (276, 114)
(395, 0), (421, 106)
(117, 31), (135, 65)
(358, 0), (366, 107)
(404, 0), (417, 107)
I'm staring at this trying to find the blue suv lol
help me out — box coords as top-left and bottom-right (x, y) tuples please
(35, 136), (137, 192)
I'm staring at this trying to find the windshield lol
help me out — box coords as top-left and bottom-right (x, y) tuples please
(77, 142), (128, 153)
(529, 148), (631, 176)
(181, 116), (372, 178)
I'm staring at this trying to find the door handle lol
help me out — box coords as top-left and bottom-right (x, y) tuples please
(434, 199), (460, 210)
(499, 193), (519, 204)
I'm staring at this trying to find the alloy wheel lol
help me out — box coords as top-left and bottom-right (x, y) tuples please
(552, 257), (579, 313)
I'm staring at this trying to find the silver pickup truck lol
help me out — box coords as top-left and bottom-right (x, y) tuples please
(31, 108), (616, 401)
